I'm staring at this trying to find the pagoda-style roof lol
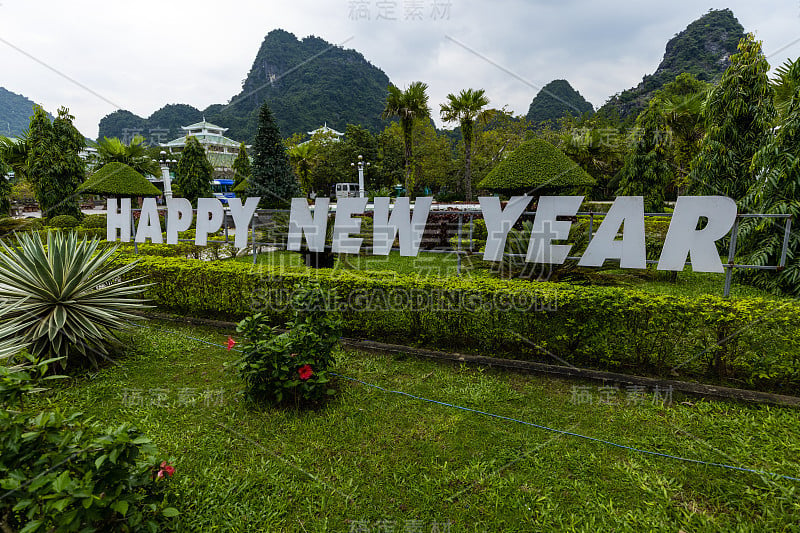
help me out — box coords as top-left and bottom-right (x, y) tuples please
(307, 123), (343, 137)
(163, 133), (241, 148)
(182, 119), (228, 134)
(78, 162), (161, 197)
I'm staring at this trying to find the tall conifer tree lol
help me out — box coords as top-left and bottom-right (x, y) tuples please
(247, 103), (300, 208)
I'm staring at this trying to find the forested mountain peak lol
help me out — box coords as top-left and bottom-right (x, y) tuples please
(525, 79), (594, 125)
(598, 8), (745, 121)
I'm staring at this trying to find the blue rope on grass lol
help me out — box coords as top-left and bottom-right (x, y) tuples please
(128, 320), (800, 484)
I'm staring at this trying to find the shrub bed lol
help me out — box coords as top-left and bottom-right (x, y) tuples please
(121, 256), (800, 393)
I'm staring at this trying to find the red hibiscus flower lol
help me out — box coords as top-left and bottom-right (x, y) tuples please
(226, 336), (236, 351)
(157, 461), (175, 479)
(298, 364), (314, 381)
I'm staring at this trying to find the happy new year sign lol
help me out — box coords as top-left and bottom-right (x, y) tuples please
(106, 195), (738, 273)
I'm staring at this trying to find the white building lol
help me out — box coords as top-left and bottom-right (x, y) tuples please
(162, 119), (247, 173)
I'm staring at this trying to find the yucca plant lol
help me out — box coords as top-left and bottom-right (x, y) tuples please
(0, 230), (149, 369)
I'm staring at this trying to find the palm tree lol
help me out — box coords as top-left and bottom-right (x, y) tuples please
(92, 135), (160, 177)
(382, 81), (430, 194)
(440, 88), (489, 201)
(287, 142), (316, 195)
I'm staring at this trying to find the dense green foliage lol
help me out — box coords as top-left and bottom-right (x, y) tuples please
(118, 255), (800, 392)
(526, 79), (594, 125)
(0, 231), (149, 369)
(599, 9), (744, 121)
(234, 283), (342, 406)
(26, 106), (85, 218)
(479, 138), (595, 194)
(0, 355), (178, 532)
(736, 57), (800, 295)
(690, 34), (775, 200)
(0, 87), (50, 138)
(79, 162), (161, 197)
(174, 136), (213, 204)
(247, 103), (300, 208)
(615, 101), (673, 211)
(98, 31), (391, 143)
(231, 142), (251, 187)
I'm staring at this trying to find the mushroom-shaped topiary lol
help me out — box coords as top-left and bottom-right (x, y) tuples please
(78, 162), (161, 198)
(478, 138), (595, 196)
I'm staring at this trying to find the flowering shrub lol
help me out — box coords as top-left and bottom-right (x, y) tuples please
(0, 354), (179, 532)
(234, 283), (342, 406)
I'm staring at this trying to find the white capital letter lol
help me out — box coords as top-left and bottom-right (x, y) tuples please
(195, 198), (225, 246)
(135, 197), (163, 243)
(228, 197), (260, 249)
(372, 197), (432, 256)
(106, 198), (131, 242)
(333, 197), (367, 254)
(166, 198), (193, 245)
(288, 198), (329, 252)
(480, 196), (531, 262)
(579, 196), (645, 268)
(657, 196), (736, 272)
(527, 196), (583, 264)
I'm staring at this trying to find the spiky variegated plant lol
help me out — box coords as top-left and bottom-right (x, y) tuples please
(0, 231), (149, 368)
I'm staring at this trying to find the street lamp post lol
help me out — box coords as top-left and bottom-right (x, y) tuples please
(351, 154), (370, 199)
(159, 150), (177, 201)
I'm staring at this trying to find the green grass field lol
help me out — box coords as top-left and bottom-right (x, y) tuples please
(26, 320), (800, 532)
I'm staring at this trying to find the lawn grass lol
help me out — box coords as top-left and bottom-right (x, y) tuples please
(26, 320), (800, 532)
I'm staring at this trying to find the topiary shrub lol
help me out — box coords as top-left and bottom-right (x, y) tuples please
(233, 282), (341, 406)
(46, 214), (81, 229)
(80, 213), (107, 229)
(478, 138), (595, 195)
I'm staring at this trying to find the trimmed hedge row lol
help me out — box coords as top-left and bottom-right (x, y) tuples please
(121, 256), (800, 393)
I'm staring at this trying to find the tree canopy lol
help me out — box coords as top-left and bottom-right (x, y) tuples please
(26, 106), (85, 218)
(174, 136), (213, 205)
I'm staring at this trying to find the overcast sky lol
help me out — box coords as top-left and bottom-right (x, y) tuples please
(2, 1), (800, 138)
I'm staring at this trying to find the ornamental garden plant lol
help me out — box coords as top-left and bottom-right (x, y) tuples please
(233, 282), (342, 406)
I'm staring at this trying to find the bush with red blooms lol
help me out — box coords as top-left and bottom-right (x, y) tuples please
(234, 282), (342, 406)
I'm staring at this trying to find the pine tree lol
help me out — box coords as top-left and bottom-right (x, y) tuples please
(26, 106), (84, 218)
(232, 142), (252, 188)
(247, 103), (300, 208)
(174, 136), (213, 205)
(689, 34), (775, 202)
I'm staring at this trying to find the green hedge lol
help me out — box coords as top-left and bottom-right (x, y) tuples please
(121, 256), (800, 394)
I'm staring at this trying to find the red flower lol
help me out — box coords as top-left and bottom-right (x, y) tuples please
(298, 364), (314, 381)
(157, 461), (175, 479)
(226, 336), (236, 351)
